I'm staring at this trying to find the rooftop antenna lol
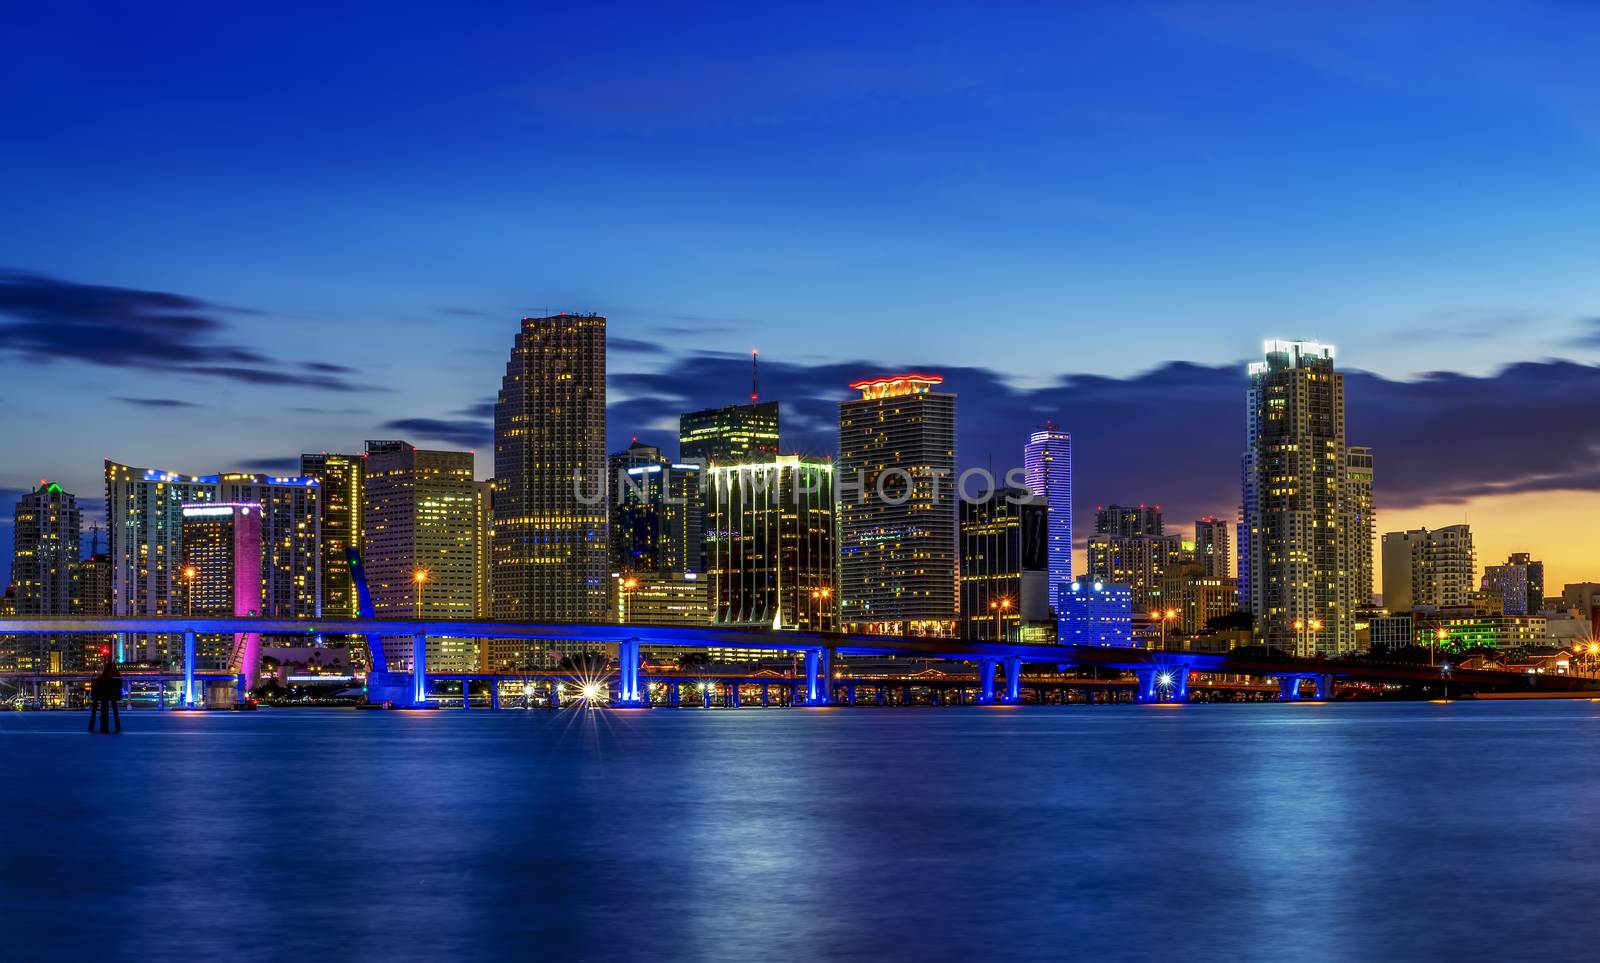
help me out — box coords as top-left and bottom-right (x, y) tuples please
(751, 349), (760, 403)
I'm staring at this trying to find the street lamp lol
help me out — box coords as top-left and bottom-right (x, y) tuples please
(989, 596), (1014, 641)
(181, 564), (198, 618)
(810, 587), (832, 628)
(619, 576), (639, 624)
(1433, 626), (1447, 667)
(412, 569), (429, 620)
(1292, 617), (1323, 655)
(1151, 608), (1177, 649)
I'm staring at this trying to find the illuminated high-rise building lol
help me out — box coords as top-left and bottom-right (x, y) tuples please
(1085, 531), (1185, 613)
(180, 503), (264, 677)
(959, 488), (1049, 641)
(7, 481), (81, 671)
(837, 374), (957, 636)
(1381, 525), (1475, 612)
(105, 461), (219, 663)
(1482, 553), (1543, 616)
(1194, 516), (1232, 579)
(678, 401), (780, 466)
(1095, 504), (1163, 537)
(492, 313), (608, 625)
(474, 480), (493, 619)
(1057, 580), (1134, 647)
(1344, 446), (1376, 608)
(706, 456), (837, 634)
(1242, 340), (1367, 655)
(1024, 424), (1072, 594)
(610, 441), (704, 578)
(363, 440), (479, 671)
(299, 452), (364, 618)
(217, 473), (321, 619)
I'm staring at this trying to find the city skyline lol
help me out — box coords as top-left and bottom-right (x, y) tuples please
(6, 3), (1600, 591)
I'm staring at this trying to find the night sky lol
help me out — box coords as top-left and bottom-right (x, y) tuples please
(5, 2), (1600, 588)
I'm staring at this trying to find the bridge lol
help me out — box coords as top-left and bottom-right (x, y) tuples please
(2, 616), (1594, 708)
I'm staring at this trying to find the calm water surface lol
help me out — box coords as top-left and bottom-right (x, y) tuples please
(2, 701), (1597, 962)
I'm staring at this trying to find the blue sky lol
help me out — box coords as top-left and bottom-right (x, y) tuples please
(5, 1), (1600, 585)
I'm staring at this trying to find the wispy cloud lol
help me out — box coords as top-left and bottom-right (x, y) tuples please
(115, 397), (200, 409)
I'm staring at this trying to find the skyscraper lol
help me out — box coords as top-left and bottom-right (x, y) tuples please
(1242, 340), (1366, 656)
(1482, 553), (1544, 616)
(959, 488), (1049, 641)
(705, 456), (837, 633)
(1024, 424), (1072, 594)
(837, 373), (957, 636)
(678, 401), (780, 466)
(610, 443), (704, 577)
(105, 462), (219, 662)
(1057, 580), (1134, 647)
(299, 452), (364, 618)
(217, 472), (322, 619)
(1194, 515), (1232, 579)
(180, 503), (264, 681)
(1344, 446), (1376, 607)
(8, 482), (81, 671)
(1085, 531), (1186, 613)
(1382, 525), (1476, 612)
(1095, 504), (1164, 537)
(492, 313), (608, 624)
(363, 440), (479, 671)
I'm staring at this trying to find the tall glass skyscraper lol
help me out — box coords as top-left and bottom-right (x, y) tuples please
(1024, 424), (1072, 594)
(838, 373), (957, 636)
(492, 313), (609, 625)
(1242, 340), (1367, 655)
(678, 401), (779, 466)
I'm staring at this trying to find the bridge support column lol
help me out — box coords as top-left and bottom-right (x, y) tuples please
(978, 659), (998, 704)
(1278, 676), (1302, 701)
(616, 639), (645, 706)
(668, 681), (680, 707)
(761, 682), (770, 707)
(1136, 666), (1190, 703)
(804, 648), (832, 705)
(1004, 656), (1022, 704)
(701, 683), (713, 708)
(490, 682), (500, 710)
(728, 682), (741, 708)
(549, 680), (560, 709)
(875, 685), (885, 706)
(846, 681), (857, 706)
(462, 681), (471, 709)
(410, 633), (429, 706)
(1313, 674), (1334, 701)
(182, 630), (197, 708)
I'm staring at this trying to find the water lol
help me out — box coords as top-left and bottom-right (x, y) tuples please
(2, 701), (1597, 962)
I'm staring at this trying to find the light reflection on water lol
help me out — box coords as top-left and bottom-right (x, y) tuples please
(2, 701), (1598, 962)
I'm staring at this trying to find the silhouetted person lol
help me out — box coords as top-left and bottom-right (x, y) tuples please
(89, 659), (122, 734)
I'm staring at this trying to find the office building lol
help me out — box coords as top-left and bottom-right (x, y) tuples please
(1085, 532), (1186, 613)
(959, 488), (1049, 641)
(1381, 525), (1476, 612)
(610, 441), (704, 577)
(7, 481), (82, 671)
(1242, 340), (1368, 656)
(492, 313), (609, 625)
(678, 401), (780, 466)
(705, 456), (837, 633)
(299, 452), (364, 618)
(1344, 446), (1376, 607)
(217, 473), (322, 619)
(1481, 553), (1544, 616)
(105, 462), (219, 663)
(1057, 580), (1134, 647)
(1194, 515), (1232, 579)
(1024, 424), (1072, 593)
(621, 572), (711, 627)
(180, 503), (264, 674)
(837, 373), (957, 636)
(474, 480), (493, 618)
(363, 440), (479, 672)
(1095, 504), (1163, 538)
(1158, 562), (1241, 634)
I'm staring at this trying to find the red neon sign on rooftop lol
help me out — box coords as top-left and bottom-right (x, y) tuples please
(849, 372), (945, 400)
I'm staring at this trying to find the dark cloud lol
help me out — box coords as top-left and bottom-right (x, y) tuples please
(610, 336), (668, 354)
(115, 397), (200, 408)
(228, 457), (305, 475)
(440, 307), (492, 318)
(381, 417), (491, 450)
(0, 269), (365, 391)
(609, 352), (1600, 539)
(301, 361), (355, 374)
